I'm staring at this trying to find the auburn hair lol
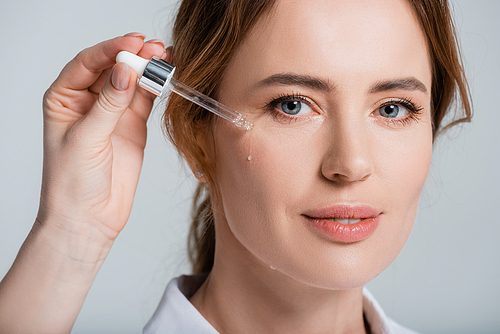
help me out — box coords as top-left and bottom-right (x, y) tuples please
(162, 0), (472, 274)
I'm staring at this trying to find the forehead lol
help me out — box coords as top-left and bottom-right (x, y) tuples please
(224, 0), (431, 92)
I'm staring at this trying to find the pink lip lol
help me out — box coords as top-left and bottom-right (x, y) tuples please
(303, 204), (381, 243)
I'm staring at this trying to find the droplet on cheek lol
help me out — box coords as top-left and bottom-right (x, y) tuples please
(270, 265), (276, 270)
(245, 122), (256, 162)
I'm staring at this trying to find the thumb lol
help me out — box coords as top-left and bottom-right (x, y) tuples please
(82, 62), (137, 139)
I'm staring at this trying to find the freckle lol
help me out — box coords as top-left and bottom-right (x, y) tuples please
(247, 155), (252, 161)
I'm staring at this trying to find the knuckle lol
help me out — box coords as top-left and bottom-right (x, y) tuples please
(74, 47), (90, 62)
(97, 90), (123, 113)
(43, 86), (57, 104)
(42, 87), (60, 112)
(42, 88), (51, 105)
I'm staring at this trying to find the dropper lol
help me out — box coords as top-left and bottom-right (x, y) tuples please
(116, 51), (254, 130)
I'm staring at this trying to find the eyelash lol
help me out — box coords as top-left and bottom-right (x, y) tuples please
(264, 93), (424, 127)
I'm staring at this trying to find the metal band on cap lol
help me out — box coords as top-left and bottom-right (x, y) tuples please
(138, 57), (175, 96)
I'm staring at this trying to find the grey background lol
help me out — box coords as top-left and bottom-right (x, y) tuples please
(0, 0), (498, 333)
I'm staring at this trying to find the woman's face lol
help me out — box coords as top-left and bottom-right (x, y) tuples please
(209, 0), (432, 289)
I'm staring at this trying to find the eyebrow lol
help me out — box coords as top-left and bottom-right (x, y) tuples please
(255, 73), (334, 92)
(369, 77), (428, 94)
(254, 74), (427, 95)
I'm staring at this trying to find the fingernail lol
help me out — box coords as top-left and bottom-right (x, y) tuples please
(145, 39), (167, 48)
(111, 63), (130, 91)
(123, 32), (146, 39)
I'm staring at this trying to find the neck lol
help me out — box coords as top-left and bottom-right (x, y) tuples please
(189, 218), (368, 334)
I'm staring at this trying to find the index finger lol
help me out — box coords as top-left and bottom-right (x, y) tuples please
(55, 34), (146, 91)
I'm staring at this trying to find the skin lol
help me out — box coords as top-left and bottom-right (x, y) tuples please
(190, 0), (433, 333)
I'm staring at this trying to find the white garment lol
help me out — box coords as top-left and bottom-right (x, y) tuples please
(144, 275), (420, 334)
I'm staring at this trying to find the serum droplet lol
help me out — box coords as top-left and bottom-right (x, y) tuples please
(247, 155), (252, 161)
(270, 265), (276, 270)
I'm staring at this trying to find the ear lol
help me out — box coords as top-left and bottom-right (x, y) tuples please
(185, 153), (207, 183)
(188, 162), (207, 183)
(165, 46), (173, 63)
(186, 128), (215, 183)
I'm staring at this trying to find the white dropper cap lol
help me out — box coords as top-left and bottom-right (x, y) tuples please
(115, 51), (175, 97)
(116, 51), (149, 77)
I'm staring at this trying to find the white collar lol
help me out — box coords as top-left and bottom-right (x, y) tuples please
(144, 274), (418, 334)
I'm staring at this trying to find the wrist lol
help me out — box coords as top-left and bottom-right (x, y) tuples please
(33, 213), (116, 266)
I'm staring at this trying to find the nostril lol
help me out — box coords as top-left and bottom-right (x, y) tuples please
(324, 169), (372, 183)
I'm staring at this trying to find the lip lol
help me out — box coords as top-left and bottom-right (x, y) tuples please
(303, 204), (381, 243)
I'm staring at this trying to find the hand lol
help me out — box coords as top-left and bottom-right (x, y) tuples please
(0, 34), (173, 334)
(38, 33), (168, 243)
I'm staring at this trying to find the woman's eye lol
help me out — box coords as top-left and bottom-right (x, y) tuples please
(279, 100), (312, 116)
(378, 104), (409, 119)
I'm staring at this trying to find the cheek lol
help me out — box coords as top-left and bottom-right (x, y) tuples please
(374, 124), (433, 205)
(374, 142), (431, 204)
(214, 114), (324, 195)
(215, 123), (318, 214)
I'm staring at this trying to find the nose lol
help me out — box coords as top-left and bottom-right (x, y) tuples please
(321, 117), (374, 183)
